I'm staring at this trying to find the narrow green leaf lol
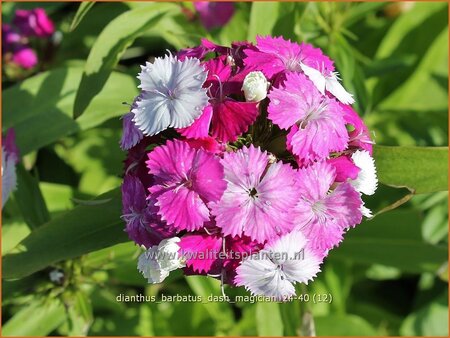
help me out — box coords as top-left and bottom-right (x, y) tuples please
(2, 67), (138, 155)
(3, 188), (127, 279)
(256, 302), (284, 336)
(73, 3), (176, 118)
(247, 2), (279, 42)
(14, 164), (50, 229)
(70, 2), (95, 31)
(2, 299), (66, 336)
(373, 145), (448, 194)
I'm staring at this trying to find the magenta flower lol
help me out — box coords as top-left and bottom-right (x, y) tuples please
(146, 140), (226, 231)
(121, 175), (175, 248)
(341, 103), (374, 154)
(13, 8), (54, 38)
(210, 145), (299, 243)
(244, 36), (334, 78)
(179, 56), (259, 142)
(12, 46), (38, 69)
(268, 72), (349, 163)
(327, 156), (360, 182)
(194, 2), (235, 31)
(294, 161), (362, 253)
(179, 230), (262, 278)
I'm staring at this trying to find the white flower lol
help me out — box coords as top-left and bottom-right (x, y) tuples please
(300, 62), (355, 105)
(132, 54), (209, 136)
(361, 205), (373, 218)
(137, 237), (184, 284)
(242, 71), (269, 102)
(2, 147), (17, 209)
(351, 150), (378, 195)
(235, 231), (322, 301)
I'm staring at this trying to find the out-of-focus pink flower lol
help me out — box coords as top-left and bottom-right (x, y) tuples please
(12, 46), (38, 69)
(194, 2), (235, 30)
(13, 8), (54, 38)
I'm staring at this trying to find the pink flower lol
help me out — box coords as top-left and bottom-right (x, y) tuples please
(13, 8), (54, 38)
(244, 36), (334, 79)
(210, 145), (299, 243)
(146, 140), (226, 231)
(177, 38), (229, 61)
(121, 175), (175, 248)
(194, 2), (235, 31)
(294, 161), (362, 254)
(179, 56), (259, 142)
(268, 72), (348, 163)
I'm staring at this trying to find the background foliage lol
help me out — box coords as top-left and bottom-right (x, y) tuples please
(2, 1), (448, 336)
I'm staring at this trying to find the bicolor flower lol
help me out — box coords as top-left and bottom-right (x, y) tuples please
(210, 145), (299, 243)
(179, 56), (259, 142)
(13, 8), (54, 37)
(132, 54), (209, 136)
(235, 230), (322, 300)
(146, 140), (226, 231)
(268, 72), (349, 163)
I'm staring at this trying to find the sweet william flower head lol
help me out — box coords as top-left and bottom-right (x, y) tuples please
(132, 54), (209, 136)
(242, 71), (269, 102)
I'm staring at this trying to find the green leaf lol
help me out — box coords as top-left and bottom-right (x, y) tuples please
(315, 314), (378, 336)
(68, 290), (94, 336)
(400, 292), (448, 336)
(2, 220), (30, 255)
(330, 210), (448, 273)
(73, 3), (175, 118)
(2, 299), (66, 336)
(70, 2), (96, 31)
(373, 145), (448, 194)
(3, 188), (127, 279)
(2, 67), (138, 155)
(14, 164), (50, 229)
(185, 276), (235, 332)
(256, 302), (284, 336)
(247, 2), (280, 42)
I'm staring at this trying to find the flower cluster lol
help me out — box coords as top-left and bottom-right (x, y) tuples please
(2, 8), (54, 70)
(120, 36), (377, 300)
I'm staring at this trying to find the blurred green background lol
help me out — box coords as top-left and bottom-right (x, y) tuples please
(2, 1), (448, 336)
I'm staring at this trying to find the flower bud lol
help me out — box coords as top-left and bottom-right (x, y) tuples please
(242, 71), (269, 102)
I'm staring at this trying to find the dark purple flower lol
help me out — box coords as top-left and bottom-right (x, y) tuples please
(13, 8), (54, 38)
(194, 2), (235, 30)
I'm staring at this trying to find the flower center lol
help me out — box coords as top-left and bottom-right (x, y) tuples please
(249, 187), (258, 198)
